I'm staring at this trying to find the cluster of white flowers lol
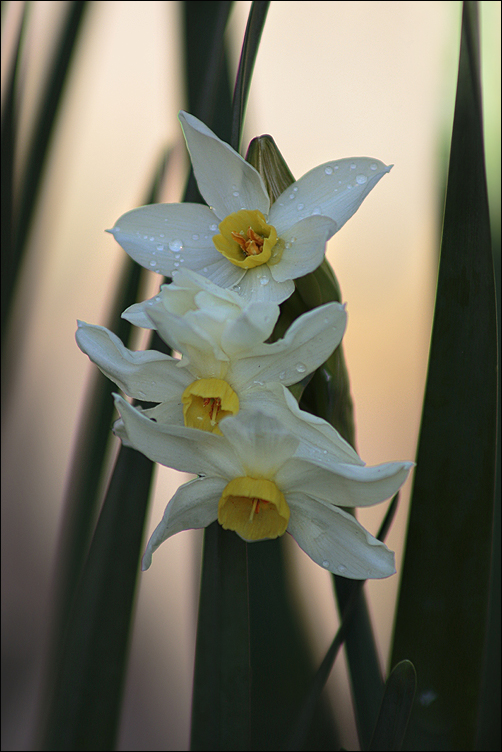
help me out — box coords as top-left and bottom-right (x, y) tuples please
(76, 112), (412, 579)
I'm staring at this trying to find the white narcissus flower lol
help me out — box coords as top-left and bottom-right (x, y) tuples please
(75, 269), (347, 436)
(108, 111), (392, 304)
(112, 399), (412, 579)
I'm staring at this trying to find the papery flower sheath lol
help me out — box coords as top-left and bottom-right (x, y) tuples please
(108, 112), (392, 304)
(75, 269), (347, 436)
(112, 400), (412, 579)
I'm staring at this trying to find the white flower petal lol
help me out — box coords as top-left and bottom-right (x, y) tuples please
(269, 158), (391, 234)
(75, 321), (191, 401)
(287, 492), (396, 579)
(146, 304), (229, 363)
(220, 303), (279, 356)
(230, 264), (295, 305)
(277, 457), (413, 508)
(179, 111), (270, 217)
(228, 302), (346, 388)
(218, 410), (298, 479)
(142, 476), (223, 570)
(270, 216), (337, 282)
(109, 202), (223, 276)
(243, 384), (364, 466)
(114, 394), (244, 478)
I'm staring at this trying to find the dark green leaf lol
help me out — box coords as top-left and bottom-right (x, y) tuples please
(390, 3), (497, 749)
(369, 660), (417, 752)
(190, 523), (251, 751)
(40, 446), (155, 751)
(4, 1), (88, 337)
(230, 1), (270, 151)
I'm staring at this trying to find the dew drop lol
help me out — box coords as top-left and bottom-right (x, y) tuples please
(149, 260), (157, 268)
(253, 380), (265, 386)
(192, 234), (199, 240)
(289, 193), (296, 200)
(174, 262), (180, 267)
(285, 242), (292, 250)
(169, 239), (183, 252)
(232, 190), (239, 197)
(356, 174), (367, 185)
(297, 203), (305, 211)
(156, 244), (164, 251)
(203, 267), (208, 274)
(143, 235), (148, 240)
(324, 166), (333, 175)
(347, 184), (353, 190)
(159, 233), (165, 238)
(291, 236), (297, 243)
(259, 277), (269, 286)
(279, 371), (286, 380)
(296, 363), (307, 373)
(209, 223), (218, 232)
(322, 560), (330, 568)
(370, 163), (378, 171)
(155, 296), (161, 302)
(350, 163), (356, 170)
(149, 236), (155, 242)
(311, 206), (322, 215)
(147, 300), (154, 306)
(338, 564), (347, 573)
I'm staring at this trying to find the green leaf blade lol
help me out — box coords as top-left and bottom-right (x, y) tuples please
(390, 3), (498, 749)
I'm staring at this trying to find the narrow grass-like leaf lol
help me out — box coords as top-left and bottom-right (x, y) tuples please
(285, 494), (400, 751)
(230, 0), (269, 151)
(39, 150), (172, 750)
(190, 522), (251, 751)
(1, 3), (27, 336)
(368, 660), (417, 752)
(391, 3), (497, 749)
(40, 447), (155, 751)
(5, 1), (88, 337)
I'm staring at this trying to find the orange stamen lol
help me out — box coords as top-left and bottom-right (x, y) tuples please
(231, 226), (265, 256)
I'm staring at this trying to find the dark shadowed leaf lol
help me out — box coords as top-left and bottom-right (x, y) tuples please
(391, 3), (497, 749)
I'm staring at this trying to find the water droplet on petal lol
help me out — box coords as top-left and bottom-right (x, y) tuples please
(259, 277), (269, 285)
(149, 260), (157, 268)
(338, 564), (347, 573)
(209, 223), (218, 232)
(370, 163), (378, 171)
(356, 174), (367, 185)
(289, 193), (296, 200)
(296, 363), (307, 373)
(297, 203), (304, 211)
(156, 244), (164, 251)
(192, 234), (199, 240)
(350, 163), (356, 170)
(324, 166), (333, 175)
(311, 206), (322, 215)
(232, 190), (239, 197)
(322, 560), (330, 568)
(279, 371), (286, 380)
(169, 239), (183, 252)
(203, 267), (208, 274)
(174, 262), (180, 267)
(149, 236), (155, 242)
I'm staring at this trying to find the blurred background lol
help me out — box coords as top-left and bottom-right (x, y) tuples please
(1, 1), (500, 749)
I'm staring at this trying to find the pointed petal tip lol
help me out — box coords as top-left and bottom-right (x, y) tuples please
(141, 552), (152, 571)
